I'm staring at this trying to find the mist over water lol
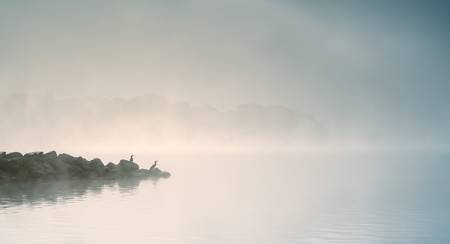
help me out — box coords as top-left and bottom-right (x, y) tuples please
(0, 93), (326, 154)
(1, 153), (450, 244)
(1, 93), (449, 155)
(1, 0), (450, 243)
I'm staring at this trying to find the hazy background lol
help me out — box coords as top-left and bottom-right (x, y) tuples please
(1, 0), (450, 155)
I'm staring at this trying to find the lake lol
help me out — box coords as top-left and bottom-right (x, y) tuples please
(1, 153), (449, 243)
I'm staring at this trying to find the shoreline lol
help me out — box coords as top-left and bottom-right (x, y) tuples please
(0, 151), (171, 182)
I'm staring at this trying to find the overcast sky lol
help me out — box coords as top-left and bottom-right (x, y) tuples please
(1, 0), (449, 152)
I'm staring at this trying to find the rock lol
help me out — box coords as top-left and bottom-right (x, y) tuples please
(150, 167), (162, 174)
(0, 156), (22, 176)
(88, 158), (106, 176)
(48, 158), (67, 176)
(57, 153), (75, 162)
(118, 160), (139, 173)
(57, 155), (90, 179)
(149, 167), (171, 178)
(24, 151), (44, 156)
(105, 162), (118, 175)
(0, 158), (10, 173)
(0, 151), (171, 181)
(69, 157), (92, 178)
(160, 171), (171, 178)
(0, 170), (11, 181)
(22, 156), (56, 180)
(134, 169), (150, 177)
(5, 152), (22, 160)
(89, 158), (104, 166)
(43, 151), (65, 176)
(106, 162), (117, 170)
(44, 151), (58, 160)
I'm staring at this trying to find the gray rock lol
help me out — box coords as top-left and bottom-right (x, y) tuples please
(106, 162), (117, 169)
(88, 158), (106, 176)
(44, 151), (58, 160)
(24, 151), (43, 156)
(5, 152), (22, 160)
(57, 155), (90, 178)
(118, 160), (139, 173)
(48, 158), (67, 176)
(105, 162), (118, 174)
(0, 157), (20, 175)
(160, 171), (171, 178)
(22, 157), (56, 179)
(150, 167), (162, 174)
(149, 167), (171, 178)
(0, 151), (171, 181)
(0, 170), (11, 181)
(134, 169), (150, 177)
(57, 153), (75, 162)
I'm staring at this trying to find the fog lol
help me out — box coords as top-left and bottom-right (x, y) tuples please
(0, 93), (327, 154)
(1, 92), (448, 155)
(1, 0), (449, 154)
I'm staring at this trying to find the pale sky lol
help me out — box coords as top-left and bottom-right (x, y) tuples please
(1, 0), (449, 152)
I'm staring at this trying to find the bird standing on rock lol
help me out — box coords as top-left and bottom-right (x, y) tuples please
(150, 160), (157, 172)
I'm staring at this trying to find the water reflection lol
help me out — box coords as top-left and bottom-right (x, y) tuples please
(1, 155), (450, 244)
(0, 178), (160, 209)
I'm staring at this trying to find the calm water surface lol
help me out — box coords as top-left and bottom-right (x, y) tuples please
(1, 153), (450, 243)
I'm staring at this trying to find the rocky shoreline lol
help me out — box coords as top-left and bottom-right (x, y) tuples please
(0, 151), (171, 182)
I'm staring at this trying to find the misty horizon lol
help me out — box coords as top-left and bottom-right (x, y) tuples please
(2, 1), (450, 244)
(1, 92), (449, 155)
(1, 0), (450, 155)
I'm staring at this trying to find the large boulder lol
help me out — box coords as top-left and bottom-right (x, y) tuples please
(61, 156), (91, 178)
(0, 152), (6, 158)
(24, 151), (43, 156)
(106, 162), (117, 170)
(57, 153), (75, 162)
(160, 171), (171, 178)
(21, 156), (56, 180)
(149, 167), (171, 178)
(134, 168), (150, 177)
(0, 156), (23, 176)
(5, 152), (23, 160)
(0, 170), (11, 181)
(118, 160), (139, 173)
(88, 158), (106, 176)
(48, 158), (67, 177)
(42, 151), (66, 176)
(105, 162), (119, 175)
(44, 151), (58, 160)
(0, 158), (11, 176)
